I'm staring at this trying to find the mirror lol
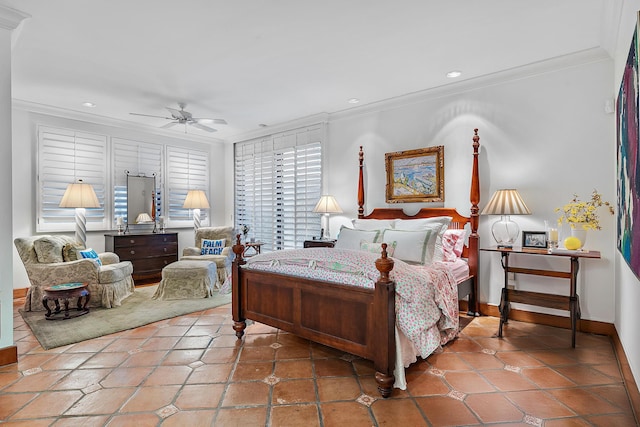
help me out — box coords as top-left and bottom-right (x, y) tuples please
(127, 174), (156, 226)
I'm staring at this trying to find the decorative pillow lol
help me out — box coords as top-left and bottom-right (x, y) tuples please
(62, 242), (85, 262)
(395, 216), (452, 263)
(334, 227), (380, 251)
(381, 229), (432, 264)
(79, 248), (102, 266)
(201, 238), (226, 255)
(352, 219), (396, 231)
(33, 237), (65, 264)
(442, 229), (468, 262)
(360, 240), (397, 257)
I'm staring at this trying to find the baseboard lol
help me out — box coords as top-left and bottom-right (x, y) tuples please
(13, 287), (28, 299)
(612, 330), (640, 425)
(0, 345), (18, 366)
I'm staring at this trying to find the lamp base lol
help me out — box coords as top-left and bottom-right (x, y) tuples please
(491, 215), (520, 248)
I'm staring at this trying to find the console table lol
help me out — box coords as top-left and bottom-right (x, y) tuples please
(105, 232), (178, 283)
(481, 247), (601, 347)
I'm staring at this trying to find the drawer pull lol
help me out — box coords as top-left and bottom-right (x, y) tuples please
(130, 250), (135, 255)
(129, 239), (135, 244)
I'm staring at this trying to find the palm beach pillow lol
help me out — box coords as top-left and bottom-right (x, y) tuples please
(201, 238), (226, 255)
(79, 248), (102, 266)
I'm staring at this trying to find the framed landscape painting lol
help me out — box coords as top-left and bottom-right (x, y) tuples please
(616, 12), (640, 280)
(385, 146), (444, 203)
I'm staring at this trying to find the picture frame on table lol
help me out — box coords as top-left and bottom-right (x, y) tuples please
(522, 231), (548, 249)
(385, 145), (444, 203)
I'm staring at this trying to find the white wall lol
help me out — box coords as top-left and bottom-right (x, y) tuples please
(324, 53), (616, 324)
(11, 108), (227, 289)
(613, 0), (640, 389)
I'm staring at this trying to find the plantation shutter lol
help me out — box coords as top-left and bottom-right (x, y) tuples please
(112, 138), (163, 226)
(166, 147), (209, 227)
(37, 126), (108, 232)
(235, 124), (323, 251)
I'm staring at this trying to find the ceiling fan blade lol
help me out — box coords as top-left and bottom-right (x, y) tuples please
(190, 122), (218, 133)
(166, 107), (188, 120)
(130, 112), (174, 120)
(194, 118), (227, 125)
(160, 121), (181, 129)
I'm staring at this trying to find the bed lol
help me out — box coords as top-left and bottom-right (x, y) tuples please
(231, 128), (481, 398)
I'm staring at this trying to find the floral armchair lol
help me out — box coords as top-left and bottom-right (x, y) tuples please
(14, 235), (135, 311)
(181, 226), (234, 287)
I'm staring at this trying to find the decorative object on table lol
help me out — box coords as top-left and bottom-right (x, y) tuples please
(555, 189), (614, 250)
(135, 212), (153, 224)
(481, 189), (531, 248)
(158, 216), (166, 232)
(116, 216), (124, 234)
(385, 145), (444, 203)
(59, 179), (101, 247)
(616, 12), (640, 280)
(183, 189), (210, 232)
(522, 231), (547, 249)
(241, 224), (250, 240)
(545, 220), (559, 251)
(563, 236), (583, 251)
(313, 195), (343, 240)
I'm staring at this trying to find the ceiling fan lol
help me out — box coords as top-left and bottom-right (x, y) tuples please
(130, 102), (227, 133)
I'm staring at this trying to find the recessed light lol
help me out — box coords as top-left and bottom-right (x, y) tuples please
(258, 123), (268, 128)
(82, 102), (96, 108)
(347, 98), (360, 104)
(446, 70), (462, 78)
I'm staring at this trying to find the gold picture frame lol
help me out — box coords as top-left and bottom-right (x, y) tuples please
(385, 146), (444, 203)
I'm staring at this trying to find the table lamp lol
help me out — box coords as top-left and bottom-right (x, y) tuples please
(183, 189), (210, 232)
(481, 189), (531, 248)
(313, 195), (343, 240)
(59, 179), (100, 247)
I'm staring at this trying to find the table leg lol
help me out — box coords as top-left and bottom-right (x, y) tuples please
(570, 257), (580, 348)
(498, 252), (511, 338)
(43, 297), (52, 318)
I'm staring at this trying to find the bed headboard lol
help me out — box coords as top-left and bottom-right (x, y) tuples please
(356, 129), (481, 273)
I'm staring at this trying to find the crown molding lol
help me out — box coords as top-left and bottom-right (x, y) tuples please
(226, 112), (329, 143)
(12, 99), (225, 145)
(0, 4), (29, 31)
(329, 47), (611, 122)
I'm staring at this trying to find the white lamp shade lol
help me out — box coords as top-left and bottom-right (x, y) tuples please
(59, 181), (100, 208)
(481, 189), (531, 216)
(183, 190), (210, 209)
(135, 213), (153, 224)
(313, 195), (343, 214)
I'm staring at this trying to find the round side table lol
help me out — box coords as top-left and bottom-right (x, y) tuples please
(42, 282), (91, 320)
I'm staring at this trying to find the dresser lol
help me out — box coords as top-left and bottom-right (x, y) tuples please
(105, 232), (178, 283)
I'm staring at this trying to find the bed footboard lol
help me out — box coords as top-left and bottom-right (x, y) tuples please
(231, 238), (397, 397)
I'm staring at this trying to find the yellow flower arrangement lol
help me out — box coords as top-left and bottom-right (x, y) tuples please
(555, 190), (614, 231)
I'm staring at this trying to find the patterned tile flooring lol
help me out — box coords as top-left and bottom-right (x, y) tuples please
(2, 297), (638, 426)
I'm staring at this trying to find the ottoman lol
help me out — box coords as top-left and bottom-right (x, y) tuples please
(152, 260), (217, 300)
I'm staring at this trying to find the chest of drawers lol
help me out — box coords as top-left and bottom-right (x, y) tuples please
(105, 232), (178, 283)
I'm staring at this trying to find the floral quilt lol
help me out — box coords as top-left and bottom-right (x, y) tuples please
(244, 248), (459, 359)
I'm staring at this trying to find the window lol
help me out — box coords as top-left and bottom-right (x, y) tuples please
(234, 124), (323, 251)
(37, 126), (108, 232)
(166, 147), (209, 227)
(112, 138), (163, 226)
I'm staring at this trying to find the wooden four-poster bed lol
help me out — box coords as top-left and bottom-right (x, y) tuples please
(231, 129), (481, 397)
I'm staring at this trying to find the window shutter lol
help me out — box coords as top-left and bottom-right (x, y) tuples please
(166, 147), (209, 226)
(235, 124), (323, 251)
(37, 126), (108, 232)
(112, 138), (163, 225)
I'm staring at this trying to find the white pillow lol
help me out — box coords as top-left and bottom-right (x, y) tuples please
(360, 240), (397, 257)
(352, 218), (396, 231)
(395, 217), (452, 263)
(334, 227), (380, 251)
(381, 229), (433, 264)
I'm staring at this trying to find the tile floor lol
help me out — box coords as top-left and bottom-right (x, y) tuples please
(2, 297), (639, 426)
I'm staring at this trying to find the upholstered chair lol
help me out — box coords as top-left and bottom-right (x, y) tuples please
(14, 235), (135, 311)
(181, 226), (235, 287)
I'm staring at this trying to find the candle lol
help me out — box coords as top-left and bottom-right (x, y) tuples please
(116, 216), (123, 226)
(549, 228), (558, 242)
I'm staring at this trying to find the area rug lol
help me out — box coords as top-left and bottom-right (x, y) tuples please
(20, 285), (231, 350)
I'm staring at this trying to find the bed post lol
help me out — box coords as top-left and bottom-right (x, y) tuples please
(468, 129), (481, 316)
(231, 234), (247, 338)
(358, 146), (365, 219)
(373, 243), (396, 398)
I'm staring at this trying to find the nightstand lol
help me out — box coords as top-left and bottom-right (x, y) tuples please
(303, 239), (336, 248)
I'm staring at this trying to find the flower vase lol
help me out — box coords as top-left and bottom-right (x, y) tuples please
(570, 223), (588, 249)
